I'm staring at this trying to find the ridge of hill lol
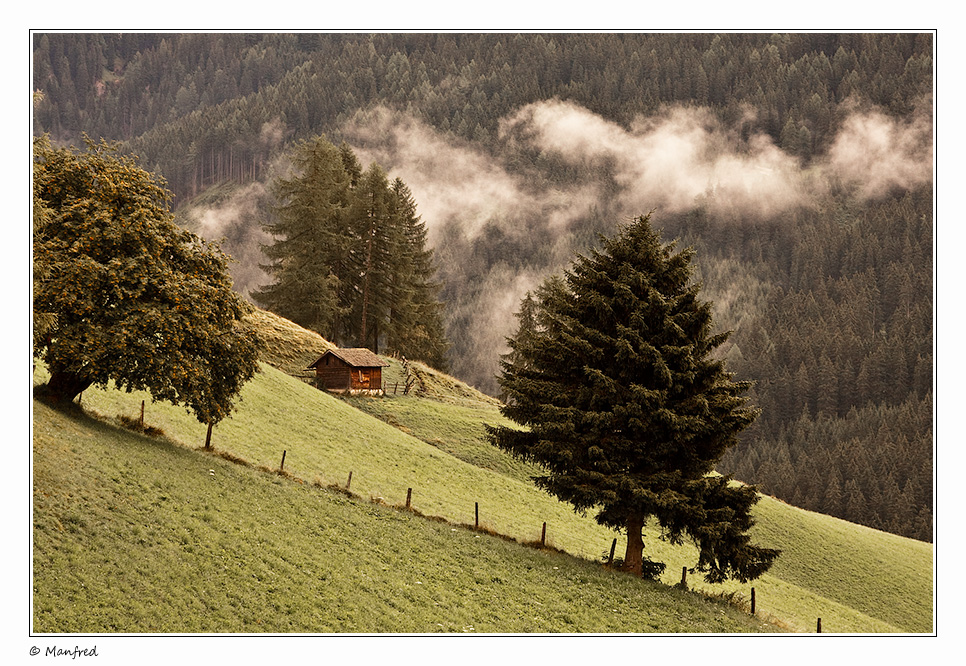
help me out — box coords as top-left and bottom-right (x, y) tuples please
(244, 307), (334, 379)
(31, 309), (933, 633)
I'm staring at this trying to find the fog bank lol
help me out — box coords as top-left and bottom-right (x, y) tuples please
(342, 101), (932, 392)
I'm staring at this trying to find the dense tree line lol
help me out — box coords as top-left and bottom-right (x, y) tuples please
(33, 33), (931, 202)
(706, 189), (933, 541)
(32, 32), (932, 542)
(253, 136), (449, 368)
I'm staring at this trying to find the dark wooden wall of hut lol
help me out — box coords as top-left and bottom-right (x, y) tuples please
(314, 355), (383, 392)
(315, 355), (352, 391)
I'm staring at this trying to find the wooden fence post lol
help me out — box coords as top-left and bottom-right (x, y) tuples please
(541, 522), (547, 546)
(139, 400), (145, 428)
(817, 618), (822, 633)
(280, 450), (286, 471)
(475, 502), (479, 528)
(608, 538), (617, 566)
(751, 587), (756, 615)
(406, 487), (412, 509)
(346, 471), (352, 490)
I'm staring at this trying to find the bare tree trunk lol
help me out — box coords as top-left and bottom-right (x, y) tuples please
(360, 211), (376, 350)
(621, 512), (646, 576)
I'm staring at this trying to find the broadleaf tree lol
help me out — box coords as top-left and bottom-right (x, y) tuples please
(486, 214), (779, 583)
(32, 134), (261, 430)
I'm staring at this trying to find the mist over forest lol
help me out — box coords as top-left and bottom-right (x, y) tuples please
(33, 32), (934, 542)
(342, 99), (932, 390)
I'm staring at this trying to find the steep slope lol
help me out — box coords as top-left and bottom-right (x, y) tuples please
(33, 398), (781, 633)
(37, 343), (932, 633)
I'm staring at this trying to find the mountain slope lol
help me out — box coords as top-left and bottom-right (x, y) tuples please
(33, 398), (781, 633)
(33, 309), (932, 633)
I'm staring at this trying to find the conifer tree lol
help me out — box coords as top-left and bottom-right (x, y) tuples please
(252, 136), (352, 337)
(346, 163), (397, 352)
(384, 178), (449, 369)
(499, 291), (539, 404)
(487, 214), (778, 582)
(254, 136), (449, 366)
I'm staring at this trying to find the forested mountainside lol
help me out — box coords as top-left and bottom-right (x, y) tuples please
(32, 32), (933, 541)
(33, 33), (931, 200)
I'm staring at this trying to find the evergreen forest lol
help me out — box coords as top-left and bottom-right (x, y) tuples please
(32, 32), (934, 542)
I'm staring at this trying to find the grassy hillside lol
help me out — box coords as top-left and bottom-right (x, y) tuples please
(244, 307), (333, 378)
(33, 399), (778, 633)
(348, 373), (935, 634)
(31, 309), (933, 633)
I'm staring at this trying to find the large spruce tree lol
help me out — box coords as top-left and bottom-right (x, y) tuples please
(487, 214), (778, 582)
(253, 136), (353, 337)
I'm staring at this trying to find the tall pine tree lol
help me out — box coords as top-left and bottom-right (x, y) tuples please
(487, 214), (778, 582)
(384, 178), (449, 370)
(254, 136), (449, 367)
(253, 136), (352, 337)
(346, 163), (396, 352)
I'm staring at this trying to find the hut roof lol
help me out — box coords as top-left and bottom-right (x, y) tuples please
(308, 348), (390, 369)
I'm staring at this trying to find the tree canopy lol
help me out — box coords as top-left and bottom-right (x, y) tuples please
(487, 215), (778, 582)
(32, 134), (261, 426)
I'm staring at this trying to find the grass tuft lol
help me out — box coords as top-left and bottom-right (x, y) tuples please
(114, 414), (166, 437)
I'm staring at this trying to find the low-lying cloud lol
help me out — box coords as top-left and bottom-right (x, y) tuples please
(501, 99), (933, 218)
(346, 106), (601, 244)
(179, 181), (272, 298)
(502, 101), (810, 218)
(341, 100), (932, 391)
(822, 105), (934, 199)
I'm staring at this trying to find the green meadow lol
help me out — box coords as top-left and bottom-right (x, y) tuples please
(33, 397), (777, 633)
(32, 312), (933, 634)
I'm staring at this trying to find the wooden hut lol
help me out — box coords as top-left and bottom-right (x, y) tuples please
(308, 348), (389, 395)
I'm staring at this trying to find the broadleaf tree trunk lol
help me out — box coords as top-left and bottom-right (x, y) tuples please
(622, 511), (646, 576)
(38, 369), (93, 404)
